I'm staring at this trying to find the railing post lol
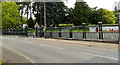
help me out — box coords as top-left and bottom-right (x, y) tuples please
(69, 26), (72, 38)
(39, 27), (42, 37)
(25, 26), (28, 37)
(35, 27), (38, 37)
(13, 28), (15, 35)
(59, 27), (61, 38)
(50, 27), (52, 38)
(98, 22), (103, 39)
(4, 28), (6, 35)
(10, 28), (13, 35)
(21, 28), (24, 36)
(8, 28), (10, 35)
(82, 23), (86, 39)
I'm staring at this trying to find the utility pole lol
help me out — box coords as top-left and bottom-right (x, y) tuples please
(118, 2), (120, 44)
(30, 0), (32, 19)
(44, 2), (47, 39)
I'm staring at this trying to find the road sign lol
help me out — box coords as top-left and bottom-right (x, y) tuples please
(34, 23), (40, 28)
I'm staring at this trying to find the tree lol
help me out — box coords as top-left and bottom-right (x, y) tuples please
(72, 2), (91, 26)
(89, 8), (117, 24)
(32, 2), (67, 27)
(27, 18), (35, 28)
(88, 7), (99, 24)
(2, 2), (20, 28)
(32, 2), (44, 26)
(97, 8), (116, 24)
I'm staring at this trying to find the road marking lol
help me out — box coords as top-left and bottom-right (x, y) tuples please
(22, 41), (64, 50)
(39, 44), (64, 50)
(80, 52), (118, 61)
(22, 41), (33, 44)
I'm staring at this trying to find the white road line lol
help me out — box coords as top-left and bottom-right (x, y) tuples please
(22, 41), (64, 50)
(22, 41), (33, 44)
(80, 52), (118, 61)
(39, 44), (64, 50)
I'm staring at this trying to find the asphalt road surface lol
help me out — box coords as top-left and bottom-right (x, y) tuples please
(0, 36), (119, 63)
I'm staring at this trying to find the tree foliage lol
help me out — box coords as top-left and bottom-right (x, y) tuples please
(89, 7), (116, 24)
(2, 2), (20, 28)
(69, 2), (117, 26)
(1, 1), (117, 28)
(71, 2), (91, 26)
(32, 2), (67, 27)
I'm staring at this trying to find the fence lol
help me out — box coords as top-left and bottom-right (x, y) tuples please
(2, 28), (32, 36)
(2, 27), (119, 43)
(44, 31), (119, 43)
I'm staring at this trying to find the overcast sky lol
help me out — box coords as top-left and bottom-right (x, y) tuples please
(64, 0), (120, 11)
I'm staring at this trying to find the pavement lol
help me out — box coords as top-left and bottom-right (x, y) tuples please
(0, 35), (119, 64)
(34, 38), (118, 50)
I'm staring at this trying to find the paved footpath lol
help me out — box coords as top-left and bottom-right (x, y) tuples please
(35, 38), (118, 50)
(0, 46), (33, 65)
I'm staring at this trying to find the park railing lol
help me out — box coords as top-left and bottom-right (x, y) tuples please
(43, 31), (119, 43)
(2, 28), (33, 37)
(33, 26), (119, 43)
(2, 27), (119, 43)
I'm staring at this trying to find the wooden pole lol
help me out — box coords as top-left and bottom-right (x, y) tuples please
(44, 2), (46, 39)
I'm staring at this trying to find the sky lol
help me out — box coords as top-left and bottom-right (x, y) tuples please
(64, 0), (120, 11)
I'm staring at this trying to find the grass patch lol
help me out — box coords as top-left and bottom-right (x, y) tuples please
(0, 60), (4, 65)
(28, 27), (90, 33)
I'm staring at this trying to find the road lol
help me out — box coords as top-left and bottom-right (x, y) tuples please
(0, 36), (119, 64)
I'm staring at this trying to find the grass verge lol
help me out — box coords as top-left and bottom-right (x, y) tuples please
(0, 60), (4, 65)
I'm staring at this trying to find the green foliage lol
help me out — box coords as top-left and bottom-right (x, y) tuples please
(89, 7), (116, 24)
(32, 2), (67, 26)
(97, 8), (116, 24)
(71, 2), (91, 26)
(27, 18), (35, 28)
(2, 1), (116, 29)
(2, 2), (20, 28)
(59, 24), (74, 26)
(0, 3), (2, 28)
(21, 17), (27, 24)
(0, 60), (4, 65)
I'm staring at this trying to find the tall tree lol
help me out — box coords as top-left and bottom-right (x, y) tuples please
(32, 2), (44, 26)
(72, 2), (91, 26)
(16, 2), (32, 27)
(32, 2), (67, 27)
